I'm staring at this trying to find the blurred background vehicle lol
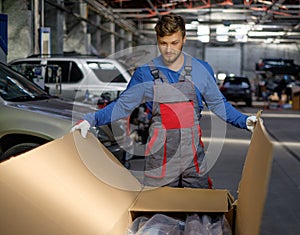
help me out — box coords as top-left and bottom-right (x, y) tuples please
(219, 75), (253, 107)
(255, 58), (300, 79)
(255, 58), (300, 105)
(9, 54), (131, 103)
(255, 74), (300, 109)
(0, 62), (124, 162)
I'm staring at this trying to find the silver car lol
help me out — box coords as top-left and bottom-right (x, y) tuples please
(0, 62), (123, 162)
(9, 56), (131, 102)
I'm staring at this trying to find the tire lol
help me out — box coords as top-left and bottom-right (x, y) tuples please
(0, 143), (40, 162)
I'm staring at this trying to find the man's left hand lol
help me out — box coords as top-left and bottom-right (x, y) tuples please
(246, 116), (259, 132)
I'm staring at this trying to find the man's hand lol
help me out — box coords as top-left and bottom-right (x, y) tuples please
(246, 116), (258, 132)
(71, 120), (91, 138)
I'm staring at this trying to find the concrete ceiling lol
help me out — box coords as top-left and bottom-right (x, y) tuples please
(84, 0), (300, 44)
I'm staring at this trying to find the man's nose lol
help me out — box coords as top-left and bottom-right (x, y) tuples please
(166, 45), (172, 52)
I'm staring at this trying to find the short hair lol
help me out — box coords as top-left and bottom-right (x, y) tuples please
(154, 13), (186, 38)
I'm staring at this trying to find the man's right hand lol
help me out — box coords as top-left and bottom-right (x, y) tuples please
(71, 120), (91, 138)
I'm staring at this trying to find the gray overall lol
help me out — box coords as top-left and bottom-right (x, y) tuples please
(144, 57), (209, 188)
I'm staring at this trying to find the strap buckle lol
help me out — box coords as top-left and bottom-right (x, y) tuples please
(151, 69), (160, 80)
(184, 66), (192, 80)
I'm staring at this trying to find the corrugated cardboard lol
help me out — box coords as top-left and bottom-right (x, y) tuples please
(0, 118), (273, 235)
(235, 118), (274, 235)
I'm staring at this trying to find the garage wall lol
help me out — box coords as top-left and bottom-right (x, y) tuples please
(204, 46), (242, 76)
(2, 0), (32, 62)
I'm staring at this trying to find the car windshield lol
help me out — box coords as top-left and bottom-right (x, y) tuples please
(0, 63), (49, 101)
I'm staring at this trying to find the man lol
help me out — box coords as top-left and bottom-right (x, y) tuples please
(72, 13), (257, 188)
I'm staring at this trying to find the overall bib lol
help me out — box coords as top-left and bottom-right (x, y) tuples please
(144, 57), (209, 188)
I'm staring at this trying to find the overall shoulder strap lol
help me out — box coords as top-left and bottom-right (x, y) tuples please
(149, 56), (192, 83)
(179, 55), (193, 82)
(149, 60), (168, 83)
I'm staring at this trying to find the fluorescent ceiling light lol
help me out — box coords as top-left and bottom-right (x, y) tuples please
(235, 27), (248, 42)
(198, 35), (210, 43)
(216, 26), (229, 42)
(264, 38), (273, 43)
(197, 25), (210, 35)
(197, 25), (210, 42)
(248, 31), (285, 37)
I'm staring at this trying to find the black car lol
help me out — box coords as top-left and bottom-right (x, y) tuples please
(256, 58), (300, 78)
(220, 75), (252, 107)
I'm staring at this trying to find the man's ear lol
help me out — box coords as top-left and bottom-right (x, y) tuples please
(183, 35), (187, 45)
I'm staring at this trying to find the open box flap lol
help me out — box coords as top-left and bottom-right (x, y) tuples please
(132, 186), (230, 213)
(0, 132), (142, 235)
(235, 118), (274, 235)
(0, 116), (274, 235)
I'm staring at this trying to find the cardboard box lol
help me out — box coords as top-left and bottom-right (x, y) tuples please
(0, 119), (273, 235)
(292, 86), (300, 110)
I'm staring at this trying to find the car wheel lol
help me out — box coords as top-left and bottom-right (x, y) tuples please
(0, 143), (40, 162)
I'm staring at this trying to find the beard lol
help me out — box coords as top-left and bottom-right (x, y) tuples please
(161, 44), (183, 65)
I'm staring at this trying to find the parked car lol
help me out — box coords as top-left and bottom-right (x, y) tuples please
(8, 55), (131, 103)
(220, 75), (252, 107)
(0, 62), (124, 162)
(256, 58), (300, 78)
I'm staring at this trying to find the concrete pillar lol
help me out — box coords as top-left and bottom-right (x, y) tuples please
(33, 0), (40, 54)
(109, 22), (115, 55)
(45, 0), (64, 54)
(55, 0), (64, 54)
(240, 43), (244, 75)
(95, 15), (101, 53)
(80, 2), (88, 54)
(119, 28), (124, 51)
(127, 32), (132, 53)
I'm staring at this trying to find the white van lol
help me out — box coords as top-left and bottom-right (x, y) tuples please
(9, 56), (131, 103)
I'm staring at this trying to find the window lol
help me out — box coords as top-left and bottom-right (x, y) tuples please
(10, 60), (42, 83)
(47, 61), (83, 83)
(87, 62), (127, 83)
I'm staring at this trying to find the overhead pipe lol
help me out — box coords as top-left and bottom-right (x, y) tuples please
(44, 0), (125, 39)
(83, 0), (138, 34)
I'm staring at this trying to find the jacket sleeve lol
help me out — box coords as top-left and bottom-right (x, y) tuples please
(93, 67), (148, 126)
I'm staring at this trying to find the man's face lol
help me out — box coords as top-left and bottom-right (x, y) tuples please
(157, 31), (186, 66)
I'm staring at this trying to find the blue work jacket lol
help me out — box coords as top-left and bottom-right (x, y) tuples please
(88, 55), (248, 129)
